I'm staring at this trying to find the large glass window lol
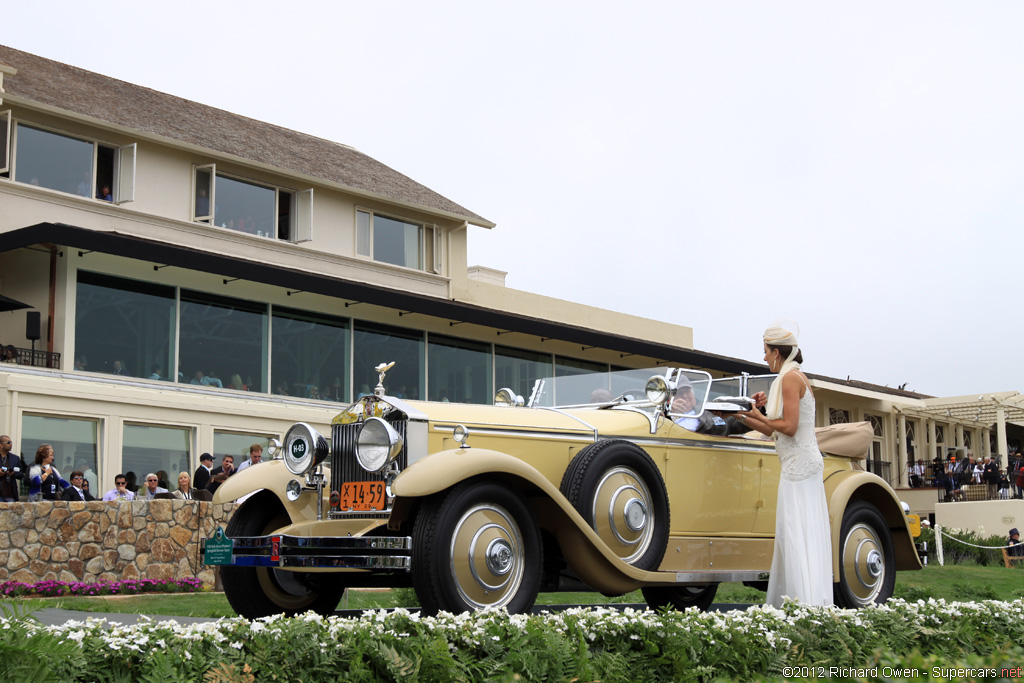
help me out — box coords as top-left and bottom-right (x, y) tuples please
(555, 357), (607, 378)
(21, 415), (99, 498)
(356, 209), (435, 271)
(495, 346), (552, 402)
(353, 322), (423, 400)
(15, 124), (93, 196)
(75, 272), (175, 380)
(122, 424), (191, 493)
(271, 307), (349, 401)
(179, 291), (267, 392)
(214, 432), (275, 464)
(215, 175), (277, 237)
(428, 335), (491, 404)
(191, 166), (300, 240)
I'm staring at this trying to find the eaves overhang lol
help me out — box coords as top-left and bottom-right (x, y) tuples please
(0, 223), (766, 376)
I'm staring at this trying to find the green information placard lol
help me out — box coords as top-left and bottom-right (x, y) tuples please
(204, 527), (234, 565)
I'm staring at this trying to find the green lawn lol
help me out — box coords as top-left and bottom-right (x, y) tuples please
(7, 563), (1022, 619)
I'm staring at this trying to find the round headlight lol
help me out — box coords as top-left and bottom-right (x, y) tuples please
(286, 479), (303, 502)
(356, 417), (403, 473)
(283, 422), (329, 475)
(494, 388), (524, 407)
(645, 375), (671, 405)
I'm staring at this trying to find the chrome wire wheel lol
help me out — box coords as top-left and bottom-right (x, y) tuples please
(591, 466), (655, 564)
(449, 503), (525, 609)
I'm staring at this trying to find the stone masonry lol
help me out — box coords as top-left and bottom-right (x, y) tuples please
(0, 500), (235, 588)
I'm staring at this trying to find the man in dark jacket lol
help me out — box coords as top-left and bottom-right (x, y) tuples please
(206, 454), (235, 495)
(61, 471), (95, 501)
(983, 456), (1000, 500)
(1008, 528), (1024, 558)
(193, 452), (214, 490)
(0, 435), (25, 502)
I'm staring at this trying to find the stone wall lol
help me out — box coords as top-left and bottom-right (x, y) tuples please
(0, 500), (235, 588)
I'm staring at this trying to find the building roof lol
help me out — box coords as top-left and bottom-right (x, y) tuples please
(0, 44), (493, 227)
(806, 375), (933, 400)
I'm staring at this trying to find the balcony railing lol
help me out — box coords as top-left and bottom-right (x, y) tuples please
(1, 346), (61, 369)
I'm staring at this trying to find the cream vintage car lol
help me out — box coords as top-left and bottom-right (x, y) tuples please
(208, 364), (921, 618)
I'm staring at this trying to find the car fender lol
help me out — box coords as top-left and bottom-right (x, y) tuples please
(212, 460), (320, 523)
(824, 469), (923, 572)
(392, 448), (673, 594)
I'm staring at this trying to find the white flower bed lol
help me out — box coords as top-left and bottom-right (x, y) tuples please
(4, 599), (1024, 681)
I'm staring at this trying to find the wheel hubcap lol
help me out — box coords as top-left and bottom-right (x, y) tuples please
(450, 504), (525, 609)
(486, 538), (514, 575)
(592, 466), (655, 563)
(843, 522), (886, 605)
(624, 497), (647, 532)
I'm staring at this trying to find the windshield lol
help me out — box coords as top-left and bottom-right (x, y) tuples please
(529, 367), (712, 414)
(706, 373), (775, 403)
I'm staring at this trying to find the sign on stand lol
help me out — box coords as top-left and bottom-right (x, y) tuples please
(204, 527), (234, 565)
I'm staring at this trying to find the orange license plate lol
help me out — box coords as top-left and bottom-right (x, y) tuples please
(338, 481), (386, 511)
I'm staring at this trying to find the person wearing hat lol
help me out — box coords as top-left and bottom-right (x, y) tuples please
(735, 321), (833, 607)
(193, 452), (214, 491)
(670, 376), (702, 431)
(670, 377), (756, 436)
(1009, 528), (1024, 558)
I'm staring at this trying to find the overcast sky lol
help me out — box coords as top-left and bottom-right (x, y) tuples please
(6, 1), (1022, 397)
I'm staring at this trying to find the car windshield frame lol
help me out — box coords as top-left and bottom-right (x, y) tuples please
(527, 367), (714, 418)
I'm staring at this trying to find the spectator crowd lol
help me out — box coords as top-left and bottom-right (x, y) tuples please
(0, 434), (265, 505)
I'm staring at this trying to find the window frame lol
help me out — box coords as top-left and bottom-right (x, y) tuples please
(355, 207), (439, 273)
(115, 143), (136, 204)
(8, 119), (133, 202)
(192, 164), (310, 242)
(0, 109), (10, 175)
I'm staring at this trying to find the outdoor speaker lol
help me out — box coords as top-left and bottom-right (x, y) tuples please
(25, 311), (40, 341)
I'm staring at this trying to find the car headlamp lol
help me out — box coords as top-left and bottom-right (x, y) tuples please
(645, 375), (672, 405)
(283, 422), (329, 475)
(356, 417), (404, 473)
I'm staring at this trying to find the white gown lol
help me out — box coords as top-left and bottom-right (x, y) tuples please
(765, 385), (834, 608)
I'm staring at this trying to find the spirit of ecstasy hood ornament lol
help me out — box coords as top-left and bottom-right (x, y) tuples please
(374, 362), (395, 397)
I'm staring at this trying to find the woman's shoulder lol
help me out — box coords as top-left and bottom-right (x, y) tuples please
(782, 370), (812, 394)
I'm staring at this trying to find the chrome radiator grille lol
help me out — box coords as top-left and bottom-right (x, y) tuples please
(330, 418), (408, 517)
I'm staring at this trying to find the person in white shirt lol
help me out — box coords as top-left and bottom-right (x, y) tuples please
(101, 474), (136, 502)
(236, 444), (264, 472)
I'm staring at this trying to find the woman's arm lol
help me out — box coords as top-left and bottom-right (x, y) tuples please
(736, 373), (802, 437)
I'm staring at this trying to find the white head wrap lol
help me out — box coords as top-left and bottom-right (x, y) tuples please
(763, 320), (801, 423)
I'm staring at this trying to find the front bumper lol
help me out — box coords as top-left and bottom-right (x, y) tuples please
(204, 534), (412, 570)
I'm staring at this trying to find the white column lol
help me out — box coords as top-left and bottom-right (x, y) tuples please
(898, 413), (908, 487)
(997, 406), (1009, 467)
(956, 424), (964, 450)
(982, 427), (991, 460)
(927, 419), (936, 463)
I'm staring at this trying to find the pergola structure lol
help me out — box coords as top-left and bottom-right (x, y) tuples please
(893, 392), (1024, 478)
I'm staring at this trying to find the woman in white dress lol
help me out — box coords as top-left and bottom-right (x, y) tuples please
(735, 323), (833, 608)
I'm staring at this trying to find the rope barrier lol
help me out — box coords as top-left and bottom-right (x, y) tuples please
(934, 525), (1018, 550)
(933, 524), (1024, 566)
